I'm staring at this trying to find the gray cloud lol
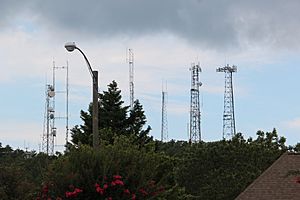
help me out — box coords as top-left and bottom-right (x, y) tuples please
(1, 0), (300, 50)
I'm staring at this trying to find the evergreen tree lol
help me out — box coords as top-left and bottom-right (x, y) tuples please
(127, 99), (152, 145)
(99, 80), (129, 133)
(70, 80), (151, 146)
(71, 108), (93, 146)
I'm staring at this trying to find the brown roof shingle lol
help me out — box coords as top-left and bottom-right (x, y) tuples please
(236, 153), (300, 200)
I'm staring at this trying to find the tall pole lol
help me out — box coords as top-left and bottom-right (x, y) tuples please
(92, 71), (99, 149)
(66, 62), (69, 146)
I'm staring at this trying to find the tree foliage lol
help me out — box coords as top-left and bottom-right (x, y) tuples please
(175, 129), (287, 199)
(0, 143), (51, 199)
(0, 128), (293, 199)
(71, 81), (152, 146)
(42, 137), (183, 199)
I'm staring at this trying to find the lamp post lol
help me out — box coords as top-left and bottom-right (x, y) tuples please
(65, 42), (99, 149)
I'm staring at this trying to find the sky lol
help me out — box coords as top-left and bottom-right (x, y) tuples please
(1, 0), (300, 151)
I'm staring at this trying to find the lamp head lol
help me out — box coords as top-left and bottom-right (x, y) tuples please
(65, 42), (77, 52)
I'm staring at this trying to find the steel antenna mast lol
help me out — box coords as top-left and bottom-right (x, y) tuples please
(189, 63), (202, 143)
(128, 49), (134, 110)
(216, 64), (237, 139)
(42, 62), (56, 155)
(161, 82), (168, 142)
(42, 61), (69, 155)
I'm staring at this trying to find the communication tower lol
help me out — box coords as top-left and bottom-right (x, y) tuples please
(42, 62), (69, 155)
(42, 83), (56, 155)
(128, 49), (134, 110)
(161, 83), (168, 142)
(216, 64), (237, 139)
(189, 63), (202, 143)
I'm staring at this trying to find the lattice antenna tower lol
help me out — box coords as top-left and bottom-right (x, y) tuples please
(42, 62), (56, 155)
(216, 64), (237, 139)
(128, 48), (134, 110)
(189, 63), (202, 143)
(42, 62), (69, 155)
(161, 82), (168, 142)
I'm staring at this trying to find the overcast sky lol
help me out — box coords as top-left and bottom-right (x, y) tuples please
(1, 0), (300, 151)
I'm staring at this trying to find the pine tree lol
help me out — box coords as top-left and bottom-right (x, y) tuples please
(99, 80), (129, 133)
(71, 107), (93, 146)
(127, 100), (152, 145)
(71, 80), (152, 146)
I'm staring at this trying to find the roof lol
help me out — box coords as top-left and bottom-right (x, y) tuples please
(236, 153), (300, 200)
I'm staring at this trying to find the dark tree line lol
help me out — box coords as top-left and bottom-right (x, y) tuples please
(0, 80), (298, 199)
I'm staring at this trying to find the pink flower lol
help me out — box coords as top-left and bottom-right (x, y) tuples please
(123, 189), (130, 195)
(108, 197), (112, 200)
(96, 186), (104, 195)
(65, 191), (73, 198)
(139, 188), (148, 196)
(114, 179), (124, 186)
(65, 187), (82, 198)
(95, 183), (105, 195)
(42, 185), (49, 194)
(132, 193), (136, 200)
(74, 188), (82, 193)
(103, 184), (108, 189)
(113, 175), (122, 180)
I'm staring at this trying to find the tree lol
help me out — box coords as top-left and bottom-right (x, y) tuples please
(70, 109), (93, 146)
(46, 138), (181, 199)
(71, 80), (152, 146)
(71, 80), (128, 146)
(127, 100), (152, 146)
(0, 145), (50, 199)
(99, 81), (129, 134)
(175, 130), (287, 199)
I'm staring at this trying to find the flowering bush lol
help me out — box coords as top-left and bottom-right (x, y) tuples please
(39, 143), (180, 199)
(37, 175), (165, 200)
(94, 174), (164, 200)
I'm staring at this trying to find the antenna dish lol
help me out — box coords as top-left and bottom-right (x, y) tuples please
(48, 90), (55, 97)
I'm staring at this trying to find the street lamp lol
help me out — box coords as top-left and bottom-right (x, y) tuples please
(65, 42), (99, 149)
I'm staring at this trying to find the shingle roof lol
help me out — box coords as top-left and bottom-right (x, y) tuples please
(236, 153), (300, 200)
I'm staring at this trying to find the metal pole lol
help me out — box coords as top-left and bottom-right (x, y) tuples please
(66, 63), (69, 146)
(92, 71), (99, 149)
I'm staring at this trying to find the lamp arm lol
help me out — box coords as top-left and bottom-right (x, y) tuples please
(75, 47), (96, 82)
